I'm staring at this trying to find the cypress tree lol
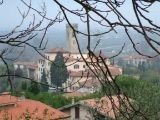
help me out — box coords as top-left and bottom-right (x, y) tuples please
(50, 52), (68, 90)
(40, 70), (49, 92)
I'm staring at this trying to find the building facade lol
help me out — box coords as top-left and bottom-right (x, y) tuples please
(14, 61), (38, 80)
(11, 23), (122, 92)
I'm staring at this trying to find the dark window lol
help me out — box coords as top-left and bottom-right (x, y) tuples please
(83, 65), (86, 68)
(74, 64), (79, 69)
(75, 107), (80, 119)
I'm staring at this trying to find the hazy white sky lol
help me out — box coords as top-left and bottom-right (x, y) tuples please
(0, 0), (159, 31)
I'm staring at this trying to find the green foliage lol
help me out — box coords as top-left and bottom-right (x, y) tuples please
(140, 70), (160, 84)
(0, 79), (8, 93)
(21, 81), (28, 91)
(50, 52), (68, 88)
(25, 92), (71, 108)
(116, 76), (160, 119)
(123, 66), (141, 75)
(74, 91), (105, 102)
(116, 76), (140, 90)
(0, 65), (9, 92)
(40, 70), (49, 92)
(11, 90), (24, 97)
(28, 81), (40, 95)
(24, 91), (105, 109)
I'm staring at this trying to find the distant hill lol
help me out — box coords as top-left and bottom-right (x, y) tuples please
(0, 28), (156, 62)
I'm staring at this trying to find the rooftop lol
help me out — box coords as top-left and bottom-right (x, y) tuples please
(14, 61), (38, 69)
(59, 95), (132, 119)
(68, 70), (95, 77)
(78, 79), (100, 88)
(0, 94), (69, 120)
(68, 65), (122, 77)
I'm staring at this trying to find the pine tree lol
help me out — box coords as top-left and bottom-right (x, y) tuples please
(50, 52), (68, 90)
(40, 70), (49, 92)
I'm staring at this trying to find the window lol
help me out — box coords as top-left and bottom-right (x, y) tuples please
(74, 64), (79, 69)
(75, 107), (80, 119)
(83, 65), (86, 68)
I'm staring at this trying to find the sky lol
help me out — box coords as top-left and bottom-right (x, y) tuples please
(0, 0), (159, 56)
(0, 0), (159, 32)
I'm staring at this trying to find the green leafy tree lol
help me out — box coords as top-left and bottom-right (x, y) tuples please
(116, 76), (160, 119)
(40, 70), (49, 92)
(28, 81), (40, 95)
(50, 52), (68, 89)
(140, 70), (160, 84)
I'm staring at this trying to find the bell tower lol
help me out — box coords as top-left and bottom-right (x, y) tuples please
(66, 24), (79, 53)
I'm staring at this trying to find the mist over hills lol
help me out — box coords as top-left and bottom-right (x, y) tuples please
(0, 28), (155, 62)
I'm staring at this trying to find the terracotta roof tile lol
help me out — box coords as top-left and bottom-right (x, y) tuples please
(68, 70), (95, 77)
(79, 79), (100, 88)
(0, 95), (69, 120)
(81, 95), (131, 119)
(0, 94), (18, 106)
(68, 66), (122, 78)
(84, 66), (122, 76)
(108, 66), (122, 76)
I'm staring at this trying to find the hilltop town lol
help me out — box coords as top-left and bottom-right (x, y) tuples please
(0, 0), (159, 119)
(14, 24), (122, 93)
